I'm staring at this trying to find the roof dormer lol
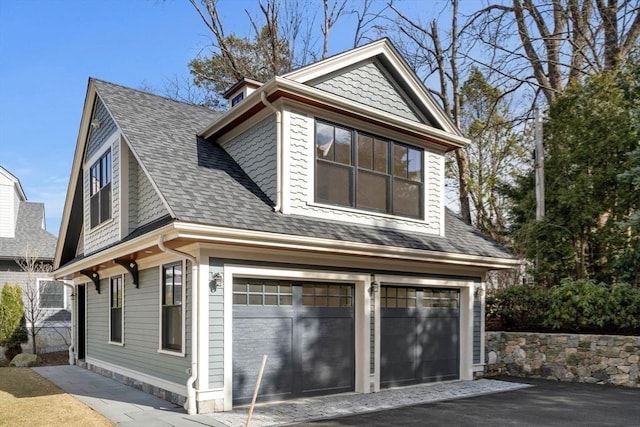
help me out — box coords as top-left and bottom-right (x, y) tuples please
(222, 78), (262, 108)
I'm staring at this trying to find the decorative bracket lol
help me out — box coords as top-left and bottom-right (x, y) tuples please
(80, 270), (101, 294)
(114, 259), (139, 288)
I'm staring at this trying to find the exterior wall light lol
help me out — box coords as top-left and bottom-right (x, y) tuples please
(369, 274), (379, 294)
(209, 272), (223, 293)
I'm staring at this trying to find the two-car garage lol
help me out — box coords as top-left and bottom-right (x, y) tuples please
(231, 277), (460, 404)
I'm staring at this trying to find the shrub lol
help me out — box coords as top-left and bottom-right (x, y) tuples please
(486, 284), (551, 331)
(487, 279), (640, 335)
(0, 284), (28, 360)
(609, 283), (640, 333)
(544, 279), (612, 332)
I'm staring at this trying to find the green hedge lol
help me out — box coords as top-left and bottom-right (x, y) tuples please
(486, 279), (640, 335)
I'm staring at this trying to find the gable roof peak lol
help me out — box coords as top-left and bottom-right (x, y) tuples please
(0, 165), (27, 201)
(89, 78), (218, 114)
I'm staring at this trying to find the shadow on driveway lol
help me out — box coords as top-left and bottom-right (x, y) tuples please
(292, 377), (640, 427)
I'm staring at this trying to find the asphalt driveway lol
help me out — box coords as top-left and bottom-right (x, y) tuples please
(292, 377), (640, 427)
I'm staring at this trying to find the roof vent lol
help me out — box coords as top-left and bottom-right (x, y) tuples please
(222, 78), (263, 108)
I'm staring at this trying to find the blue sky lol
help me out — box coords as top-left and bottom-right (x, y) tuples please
(0, 0), (434, 236)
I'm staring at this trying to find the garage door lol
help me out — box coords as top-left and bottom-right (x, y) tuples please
(380, 287), (459, 388)
(232, 279), (355, 404)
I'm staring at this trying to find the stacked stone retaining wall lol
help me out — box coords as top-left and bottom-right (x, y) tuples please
(486, 332), (640, 387)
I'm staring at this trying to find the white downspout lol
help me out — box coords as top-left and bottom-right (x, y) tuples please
(260, 92), (282, 212)
(61, 282), (75, 365)
(157, 236), (199, 415)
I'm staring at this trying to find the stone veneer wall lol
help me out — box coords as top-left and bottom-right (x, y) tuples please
(78, 360), (186, 406)
(485, 332), (640, 388)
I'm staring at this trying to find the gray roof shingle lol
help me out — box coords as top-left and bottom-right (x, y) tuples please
(0, 202), (57, 260)
(93, 79), (514, 260)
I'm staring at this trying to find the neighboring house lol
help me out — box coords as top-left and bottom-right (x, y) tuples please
(54, 39), (519, 414)
(0, 166), (70, 354)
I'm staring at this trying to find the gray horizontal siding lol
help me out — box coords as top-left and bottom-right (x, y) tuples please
(208, 258), (224, 388)
(86, 265), (190, 387)
(473, 293), (482, 364)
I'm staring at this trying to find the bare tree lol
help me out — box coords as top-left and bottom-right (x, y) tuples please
(469, 0), (640, 104)
(389, 0), (473, 224)
(352, 0), (390, 48)
(15, 246), (68, 355)
(322, 0), (348, 58)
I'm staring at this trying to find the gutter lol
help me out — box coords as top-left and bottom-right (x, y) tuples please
(157, 236), (199, 415)
(260, 92), (282, 212)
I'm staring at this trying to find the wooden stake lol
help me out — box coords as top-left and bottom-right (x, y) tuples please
(245, 354), (268, 427)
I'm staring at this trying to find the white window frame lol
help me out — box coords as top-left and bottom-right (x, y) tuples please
(158, 260), (186, 357)
(37, 278), (66, 310)
(108, 274), (125, 346)
(85, 133), (118, 232)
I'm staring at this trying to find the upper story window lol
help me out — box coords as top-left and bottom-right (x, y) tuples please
(231, 92), (244, 107)
(89, 149), (112, 228)
(38, 280), (65, 309)
(315, 120), (423, 219)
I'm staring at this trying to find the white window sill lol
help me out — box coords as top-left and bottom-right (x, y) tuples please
(108, 341), (124, 347)
(89, 217), (114, 233)
(306, 200), (427, 224)
(157, 348), (185, 358)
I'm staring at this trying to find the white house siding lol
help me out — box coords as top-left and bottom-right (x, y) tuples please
(0, 174), (18, 238)
(84, 99), (120, 255)
(0, 184), (12, 238)
(85, 266), (191, 387)
(0, 270), (71, 353)
(208, 259), (224, 389)
(313, 61), (421, 123)
(425, 151), (444, 235)
(287, 111), (442, 235)
(222, 116), (277, 204)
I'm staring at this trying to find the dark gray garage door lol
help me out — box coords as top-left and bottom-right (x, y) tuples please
(381, 287), (459, 388)
(232, 278), (355, 404)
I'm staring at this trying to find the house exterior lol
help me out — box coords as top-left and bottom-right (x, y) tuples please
(54, 39), (519, 414)
(0, 166), (70, 354)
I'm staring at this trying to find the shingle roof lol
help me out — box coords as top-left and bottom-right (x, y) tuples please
(0, 202), (57, 260)
(93, 79), (514, 260)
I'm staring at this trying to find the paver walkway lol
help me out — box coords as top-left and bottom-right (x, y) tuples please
(34, 365), (529, 426)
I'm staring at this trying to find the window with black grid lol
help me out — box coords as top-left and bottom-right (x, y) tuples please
(380, 287), (417, 308)
(301, 284), (353, 307)
(233, 279), (293, 306)
(422, 288), (459, 308)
